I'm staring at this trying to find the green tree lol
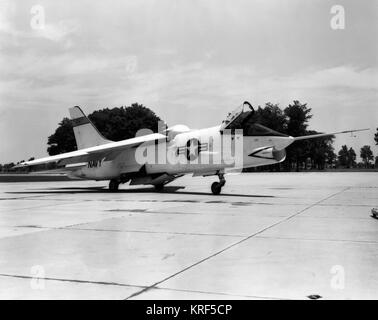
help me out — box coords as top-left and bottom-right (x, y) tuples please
(47, 103), (162, 155)
(284, 100), (312, 136)
(336, 146), (356, 168)
(303, 130), (334, 170)
(348, 147), (357, 168)
(337, 145), (349, 167)
(88, 103), (161, 141)
(2, 163), (15, 172)
(47, 118), (77, 155)
(284, 100), (313, 171)
(326, 149), (336, 167)
(360, 145), (374, 168)
(374, 128), (378, 145)
(254, 102), (287, 133)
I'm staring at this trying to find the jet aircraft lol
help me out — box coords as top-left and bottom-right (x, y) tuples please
(16, 102), (367, 195)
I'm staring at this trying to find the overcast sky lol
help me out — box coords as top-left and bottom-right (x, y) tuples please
(0, 0), (377, 163)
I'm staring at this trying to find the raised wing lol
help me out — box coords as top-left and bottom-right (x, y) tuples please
(293, 128), (369, 141)
(14, 133), (166, 169)
(15, 105), (167, 169)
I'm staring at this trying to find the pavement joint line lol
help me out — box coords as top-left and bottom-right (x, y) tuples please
(135, 210), (292, 217)
(280, 215), (375, 220)
(1, 197), (83, 202)
(66, 227), (245, 238)
(0, 195), (52, 201)
(6, 194), (371, 208)
(315, 203), (378, 208)
(1, 200), (88, 212)
(11, 225), (245, 238)
(112, 210), (204, 215)
(152, 286), (287, 300)
(254, 235), (378, 244)
(0, 227), (57, 241)
(125, 186), (351, 300)
(0, 273), (147, 289)
(105, 208), (295, 216)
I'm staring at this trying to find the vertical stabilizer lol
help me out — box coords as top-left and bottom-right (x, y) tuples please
(69, 106), (112, 149)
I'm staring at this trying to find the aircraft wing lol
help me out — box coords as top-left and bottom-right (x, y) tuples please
(293, 128), (369, 141)
(21, 163), (88, 174)
(14, 133), (166, 168)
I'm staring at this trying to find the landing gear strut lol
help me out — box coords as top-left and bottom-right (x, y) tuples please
(109, 179), (119, 192)
(211, 173), (225, 195)
(154, 184), (165, 192)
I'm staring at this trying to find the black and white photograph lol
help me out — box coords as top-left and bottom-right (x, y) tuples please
(0, 0), (377, 304)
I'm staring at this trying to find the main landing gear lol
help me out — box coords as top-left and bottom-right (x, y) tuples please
(108, 179), (119, 192)
(154, 184), (165, 192)
(211, 173), (225, 195)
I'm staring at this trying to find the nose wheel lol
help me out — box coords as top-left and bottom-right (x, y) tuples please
(211, 174), (225, 195)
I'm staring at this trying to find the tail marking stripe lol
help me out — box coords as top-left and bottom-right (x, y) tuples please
(72, 116), (91, 127)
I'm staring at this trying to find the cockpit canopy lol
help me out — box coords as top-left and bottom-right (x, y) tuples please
(221, 102), (288, 137)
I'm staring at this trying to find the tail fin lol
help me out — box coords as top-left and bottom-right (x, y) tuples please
(69, 106), (112, 149)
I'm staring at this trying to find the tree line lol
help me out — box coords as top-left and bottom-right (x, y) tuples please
(249, 101), (377, 171)
(1, 101), (377, 172)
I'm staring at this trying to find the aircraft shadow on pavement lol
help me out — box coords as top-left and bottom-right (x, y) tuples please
(6, 186), (275, 198)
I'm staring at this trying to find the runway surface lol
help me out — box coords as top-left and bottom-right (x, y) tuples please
(0, 172), (377, 299)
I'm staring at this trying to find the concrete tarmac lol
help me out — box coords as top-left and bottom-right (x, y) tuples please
(0, 172), (377, 299)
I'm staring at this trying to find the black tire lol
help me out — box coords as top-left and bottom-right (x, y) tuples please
(109, 179), (119, 192)
(211, 182), (222, 195)
(154, 184), (164, 192)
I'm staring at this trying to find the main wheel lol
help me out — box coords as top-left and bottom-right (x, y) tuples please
(109, 179), (119, 192)
(211, 182), (222, 195)
(154, 184), (164, 192)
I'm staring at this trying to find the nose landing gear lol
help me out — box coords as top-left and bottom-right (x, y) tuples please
(211, 173), (225, 195)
